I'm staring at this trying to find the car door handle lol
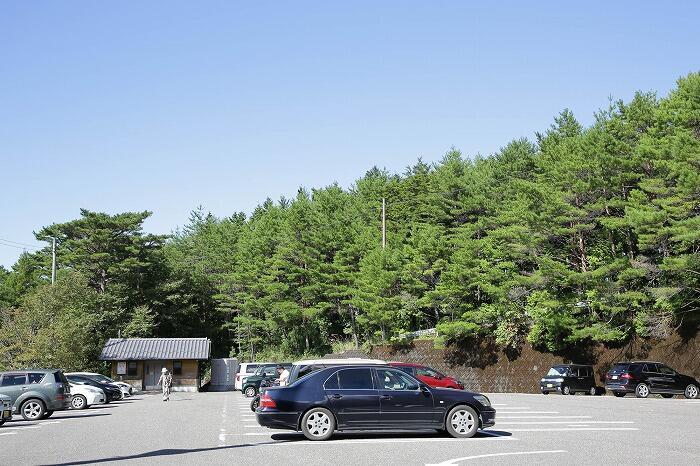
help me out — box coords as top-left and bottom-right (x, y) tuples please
(330, 394), (343, 400)
(379, 395), (392, 400)
(21, 386), (28, 390)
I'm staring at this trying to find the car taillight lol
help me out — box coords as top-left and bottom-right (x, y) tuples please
(260, 393), (276, 409)
(621, 373), (634, 379)
(236, 375), (240, 381)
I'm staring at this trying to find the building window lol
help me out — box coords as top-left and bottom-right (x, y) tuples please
(173, 361), (182, 376)
(127, 361), (138, 376)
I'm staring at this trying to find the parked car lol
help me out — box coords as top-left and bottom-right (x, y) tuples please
(255, 365), (496, 440)
(70, 372), (133, 397)
(389, 362), (465, 390)
(242, 363), (291, 397)
(605, 361), (700, 399)
(235, 363), (273, 391)
(0, 369), (71, 421)
(65, 373), (122, 402)
(540, 364), (598, 395)
(0, 394), (12, 426)
(251, 358), (387, 411)
(69, 382), (106, 409)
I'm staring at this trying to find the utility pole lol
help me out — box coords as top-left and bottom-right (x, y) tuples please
(51, 237), (56, 285)
(381, 198), (386, 249)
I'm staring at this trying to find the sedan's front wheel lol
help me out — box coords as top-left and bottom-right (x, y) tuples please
(301, 408), (335, 441)
(635, 383), (650, 398)
(244, 386), (257, 397)
(446, 405), (479, 438)
(71, 395), (88, 410)
(685, 384), (699, 399)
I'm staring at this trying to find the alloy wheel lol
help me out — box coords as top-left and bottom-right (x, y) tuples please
(23, 401), (43, 420)
(450, 409), (475, 434)
(305, 411), (331, 438)
(71, 395), (86, 409)
(636, 384), (649, 398)
(686, 384), (699, 399)
(589, 386), (596, 396)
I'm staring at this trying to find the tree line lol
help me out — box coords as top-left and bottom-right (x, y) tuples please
(1, 73), (698, 370)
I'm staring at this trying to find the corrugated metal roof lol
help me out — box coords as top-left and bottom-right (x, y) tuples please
(99, 338), (211, 360)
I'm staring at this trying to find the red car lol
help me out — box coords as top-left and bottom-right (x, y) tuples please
(388, 362), (465, 389)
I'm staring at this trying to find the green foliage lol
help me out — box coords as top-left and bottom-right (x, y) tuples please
(1, 73), (699, 368)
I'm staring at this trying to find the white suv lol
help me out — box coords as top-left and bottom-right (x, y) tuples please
(235, 363), (273, 391)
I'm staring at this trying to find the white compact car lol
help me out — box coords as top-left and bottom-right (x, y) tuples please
(69, 383), (105, 409)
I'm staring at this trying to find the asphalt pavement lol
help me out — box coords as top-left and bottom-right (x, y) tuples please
(3, 391), (699, 465)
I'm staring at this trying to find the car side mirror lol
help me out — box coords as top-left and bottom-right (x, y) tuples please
(419, 383), (430, 393)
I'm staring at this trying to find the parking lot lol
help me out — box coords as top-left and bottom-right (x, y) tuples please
(3, 392), (699, 465)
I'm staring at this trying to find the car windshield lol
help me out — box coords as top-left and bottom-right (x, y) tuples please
(89, 375), (113, 384)
(547, 367), (568, 376)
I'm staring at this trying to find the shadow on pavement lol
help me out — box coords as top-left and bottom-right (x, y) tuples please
(270, 429), (513, 442)
(51, 413), (112, 420)
(41, 442), (281, 466)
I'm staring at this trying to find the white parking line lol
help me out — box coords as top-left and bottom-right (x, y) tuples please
(499, 415), (591, 419)
(426, 449), (566, 465)
(0, 432), (18, 436)
(497, 421), (633, 425)
(506, 427), (638, 432)
(497, 411), (558, 414)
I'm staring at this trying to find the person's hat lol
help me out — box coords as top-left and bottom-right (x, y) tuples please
(162, 368), (168, 373)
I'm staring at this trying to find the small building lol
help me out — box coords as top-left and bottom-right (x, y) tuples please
(99, 338), (211, 392)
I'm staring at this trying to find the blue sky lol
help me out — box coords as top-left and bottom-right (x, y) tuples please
(1, 1), (698, 267)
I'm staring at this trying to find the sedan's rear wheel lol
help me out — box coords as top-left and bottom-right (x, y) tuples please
(685, 384), (699, 399)
(562, 385), (571, 395)
(635, 383), (650, 398)
(446, 405), (479, 438)
(21, 400), (45, 421)
(588, 386), (597, 396)
(250, 396), (260, 412)
(71, 395), (88, 410)
(301, 408), (335, 441)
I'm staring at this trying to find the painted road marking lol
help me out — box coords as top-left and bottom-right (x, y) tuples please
(506, 427), (638, 432)
(499, 415), (591, 419)
(426, 449), (566, 465)
(496, 421), (634, 425)
(497, 411), (558, 414)
(0, 432), (18, 436)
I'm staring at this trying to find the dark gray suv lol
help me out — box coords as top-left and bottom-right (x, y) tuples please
(0, 370), (71, 421)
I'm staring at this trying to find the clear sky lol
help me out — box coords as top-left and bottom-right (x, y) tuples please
(1, 1), (698, 267)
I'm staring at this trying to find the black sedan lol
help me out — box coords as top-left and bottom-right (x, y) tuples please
(66, 374), (122, 402)
(255, 365), (495, 440)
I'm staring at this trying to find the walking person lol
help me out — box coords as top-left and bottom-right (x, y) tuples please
(158, 367), (173, 401)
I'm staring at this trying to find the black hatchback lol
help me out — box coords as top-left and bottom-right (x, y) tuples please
(605, 361), (700, 399)
(540, 364), (598, 396)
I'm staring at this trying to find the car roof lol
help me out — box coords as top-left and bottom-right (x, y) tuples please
(293, 358), (387, 366)
(1, 369), (56, 373)
(388, 362), (424, 367)
(552, 364), (592, 367)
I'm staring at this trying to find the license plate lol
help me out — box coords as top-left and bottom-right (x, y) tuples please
(546, 384), (553, 388)
(612, 375), (618, 380)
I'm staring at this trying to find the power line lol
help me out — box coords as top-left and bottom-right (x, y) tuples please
(0, 237), (45, 248)
(0, 241), (41, 251)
